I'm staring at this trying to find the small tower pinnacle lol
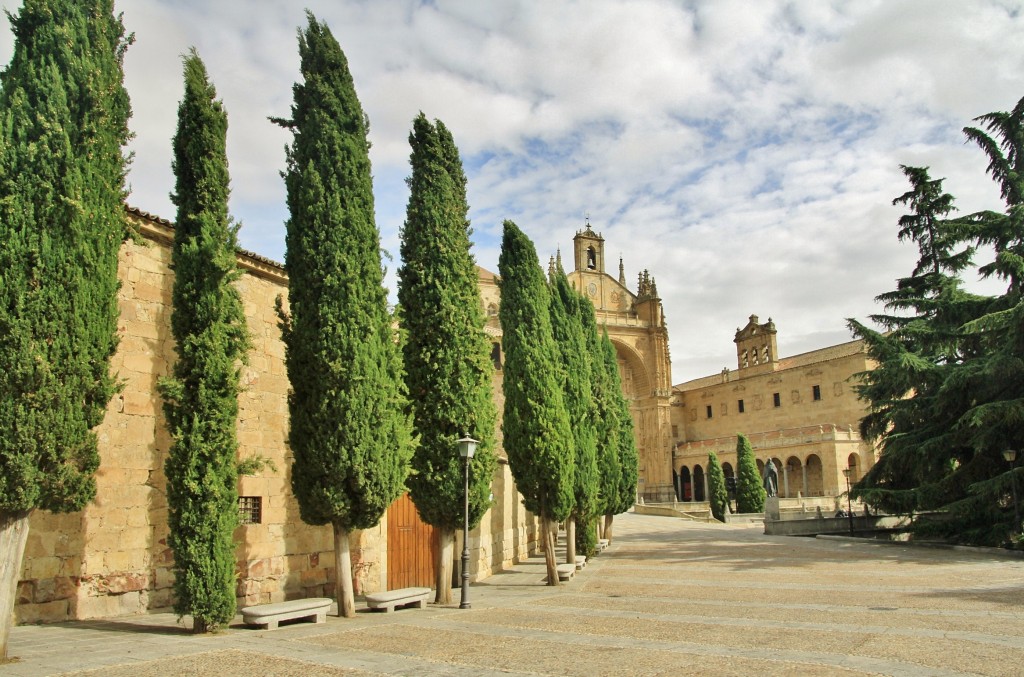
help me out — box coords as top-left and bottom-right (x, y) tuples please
(618, 255), (626, 285)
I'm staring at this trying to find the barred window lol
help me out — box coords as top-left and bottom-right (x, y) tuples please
(239, 496), (262, 525)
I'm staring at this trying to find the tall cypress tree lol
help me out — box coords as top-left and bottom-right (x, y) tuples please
(548, 269), (599, 563)
(735, 433), (765, 513)
(707, 451), (728, 522)
(600, 328), (638, 543)
(276, 13), (411, 616)
(498, 220), (574, 585)
(159, 51), (249, 633)
(398, 113), (496, 604)
(589, 321), (618, 544)
(0, 0), (131, 658)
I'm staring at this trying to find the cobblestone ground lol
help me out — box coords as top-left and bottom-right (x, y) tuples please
(6, 512), (1023, 676)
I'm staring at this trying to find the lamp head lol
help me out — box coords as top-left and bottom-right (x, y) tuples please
(1003, 449), (1018, 463)
(457, 435), (478, 459)
(842, 467), (851, 479)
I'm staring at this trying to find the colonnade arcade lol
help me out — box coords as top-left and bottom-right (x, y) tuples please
(673, 451), (863, 503)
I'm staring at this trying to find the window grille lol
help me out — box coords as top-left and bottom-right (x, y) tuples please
(239, 496), (262, 525)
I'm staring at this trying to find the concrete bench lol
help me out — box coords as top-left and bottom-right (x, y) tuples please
(556, 563), (575, 581)
(596, 538), (609, 552)
(365, 587), (431, 613)
(574, 555), (587, 570)
(241, 597), (332, 630)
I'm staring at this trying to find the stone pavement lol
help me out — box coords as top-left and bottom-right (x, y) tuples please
(4, 512), (1024, 676)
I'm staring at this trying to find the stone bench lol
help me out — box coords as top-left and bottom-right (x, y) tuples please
(241, 597), (332, 630)
(596, 538), (609, 552)
(574, 555), (587, 570)
(365, 587), (431, 613)
(556, 563), (575, 581)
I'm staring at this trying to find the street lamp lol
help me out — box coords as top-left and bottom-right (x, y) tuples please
(842, 467), (854, 536)
(1003, 449), (1020, 533)
(457, 435), (478, 609)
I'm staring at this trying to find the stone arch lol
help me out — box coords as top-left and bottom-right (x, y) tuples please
(693, 464), (706, 502)
(784, 455), (802, 498)
(609, 338), (651, 398)
(805, 454), (824, 496)
(721, 462), (734, 479)
(755, 458), (765, 475)
(847, 452), (861, 483)
(678, 465), (692, 501)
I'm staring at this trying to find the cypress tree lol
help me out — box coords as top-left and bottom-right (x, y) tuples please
(548, 269), (599, 564)
(707, 451), (728, 522)
(498, 220), (574, 585)
(600, 329), (638, 543)
(159, 51), (249, 633)
(276, 13), (412, 616)
(0, 0), (131, 657)
(735, 433), (765, 513)
(398, 113), (497, 604)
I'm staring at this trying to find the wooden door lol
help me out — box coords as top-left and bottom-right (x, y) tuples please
(386, 493), (438, 590)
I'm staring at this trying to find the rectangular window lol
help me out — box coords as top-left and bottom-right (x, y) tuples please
(812, 384), (822, 401)
(239, 496), (262, 525)
(671, 425), (679, 438)
(773, 392), (781, 408)
(706, 405), (713, 419)
(491, 342), (502, 371)
(738, 399), (745, 413)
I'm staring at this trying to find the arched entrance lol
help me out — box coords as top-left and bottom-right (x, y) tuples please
(847, 453), (861, 482)
(785, 456), (802, 498)
(805, 454), (824, 496)
(679, 466), (692, 501)
(693, 465), (706, 502)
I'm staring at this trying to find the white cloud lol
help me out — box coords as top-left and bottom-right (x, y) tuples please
(0, 0), (1020, 383)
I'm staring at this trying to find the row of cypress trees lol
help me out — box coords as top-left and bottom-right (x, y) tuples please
(705, 433), (766, 522)
(0, 3), (641, 646)
(498, 222), (639, 584)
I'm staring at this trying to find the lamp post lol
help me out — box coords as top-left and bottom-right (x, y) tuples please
(842, 467), (854, 536)
(457, 435), (478, 609)
(1003, 449), (1020, 533)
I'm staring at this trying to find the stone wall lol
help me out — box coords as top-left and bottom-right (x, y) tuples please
(16, 210), (535, 624)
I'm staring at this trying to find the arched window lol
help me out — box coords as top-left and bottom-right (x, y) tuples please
(586, 246), (596, 269)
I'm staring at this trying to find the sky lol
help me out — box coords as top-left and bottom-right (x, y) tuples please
(1, 0), (1022, 384)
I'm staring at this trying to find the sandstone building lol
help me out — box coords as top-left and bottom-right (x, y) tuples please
(16, 209), (540, 623)
(670, 315), (878, 505)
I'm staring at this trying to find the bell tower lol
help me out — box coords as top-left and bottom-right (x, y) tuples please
(573, 218), (605, 273)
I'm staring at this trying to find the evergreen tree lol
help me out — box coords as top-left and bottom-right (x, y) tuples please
(159, 51), (249, 633)
(735, 434), (765, 513)
(707, 451), (728, 522)
(398, 113), (497, 604)
(600, 329), (638, 543)
(848, 165), (979, 517)
(548, 268), (599, 564)
(275, 13), (412, 616)
(498, 220), (575, 585)
(589, 319), (618, 544)
(0, 0), (131, 658)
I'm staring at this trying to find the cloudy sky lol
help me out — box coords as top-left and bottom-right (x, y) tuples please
(2, 0), (1021, 383)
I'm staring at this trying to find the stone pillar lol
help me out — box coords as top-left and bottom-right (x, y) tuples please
(782, 467), (790, 498)
(801, 466), (808, 497)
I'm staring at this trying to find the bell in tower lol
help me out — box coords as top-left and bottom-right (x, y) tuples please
(573, 217), (605, 273)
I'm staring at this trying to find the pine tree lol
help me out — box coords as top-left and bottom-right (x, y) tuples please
(707, 451), (728, 522)
(159, 51), (249, 633)
(848, 166), (979, 517)
(601, 329), (638, 543)
(0, 0), (131, 658)
(735, 433), (765, 513)
(276, 13), (412, 616)
(398, 113), (497, 604)
(498, 220), (575, 585)
(548, 269), (599, 564)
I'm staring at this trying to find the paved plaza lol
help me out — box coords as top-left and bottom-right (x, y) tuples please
(4, 512), (1023, 676)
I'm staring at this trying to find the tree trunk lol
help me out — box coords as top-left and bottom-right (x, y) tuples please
(333, 523), (355, 618)
(0, 511), (31, 660)
(565, 517), (576, 564)
(542, 516), (559, 586)
(435, 527), (455, 605)
(596, 514), (605, 540)
(604, 513), (614, 544)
